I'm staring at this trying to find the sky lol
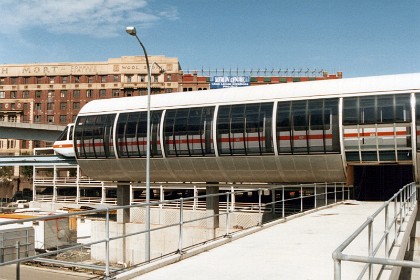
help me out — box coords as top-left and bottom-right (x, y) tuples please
(0, 0), (419, 78)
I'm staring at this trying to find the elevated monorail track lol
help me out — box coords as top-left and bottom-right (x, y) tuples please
(0, 155), (76, 166)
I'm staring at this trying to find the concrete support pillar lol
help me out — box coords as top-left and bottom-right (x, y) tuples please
(206, 185), (219, 232)
(117, 184), (131, 223)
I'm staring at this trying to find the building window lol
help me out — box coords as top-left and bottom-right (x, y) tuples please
(35, 91), (42, 98)
(112, 90), (119, 97)
(8, 115), (17, 122)
(23, 103), (28, 110)
(47, 102), (54, 110)
(23, 91), (29, 98)
(35, 103), (42, 110)
(167, 74), (172, 82)
(0, 91), (4, 98)
(73, 90), (80, 98)
(153, 75), (159, 83)
(101, 75), (107, 83)
(10, 91), (17, 98)
(11, 77), (17, 85)
(60, 115), (67, 123)
(48, 91), (54, 98)
(60, 102), (67, 110)
(7, 140), (16, 149)
(86, 90), (93, 98)
(34, 116), (41, 123)
(10, 103), (15, 110)
(49, 76), (55, 83)
(73, 102), (80, 109)
(88, 76), (94, 83)
(21, 140), (27, 149)
(61, 90), (67, 98)
(0, 78), (4, 85)
(140, 75), (145, 82)
(47, 115), (54, 123)
(62, 76), (67, 83)
(99, 89), (106, 97)
(24, 77), (30, 84)
(74, 76), (80, 83)
(36, 77), (43, 84)
(113, 75), (119, 82)
(126, 75), (133, 83)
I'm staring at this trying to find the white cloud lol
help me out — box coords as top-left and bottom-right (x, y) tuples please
(0, 0), (178, 37)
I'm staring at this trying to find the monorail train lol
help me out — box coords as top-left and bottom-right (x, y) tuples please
(53, 123), (74, 157)
(53, 73), (420, 184)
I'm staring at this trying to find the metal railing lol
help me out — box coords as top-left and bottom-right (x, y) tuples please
(0, 183), (350, 279)
(332, 182), (417, 280)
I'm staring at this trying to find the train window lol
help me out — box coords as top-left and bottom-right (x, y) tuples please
(360, 96), (376, 124)
(56, 126), (69, 141)
(74, 114), (116, 159)
(309, 100), (324, 130)
(217, 103), (274, 156)
(164, 107), (215, 157)
(292, 101), (307, 131)
(344, 94), (411, 125)
(343, 98), (359, 125)
(395, 94), (411, 122)
(276, 102), (292, 153)
(69, 125), (73, 141)
(116, 111), (163, 158)
(310, 110), (323, 130)
(277, 98), (339, 154)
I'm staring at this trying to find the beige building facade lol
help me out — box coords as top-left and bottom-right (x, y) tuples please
(0, 55), (181, 155)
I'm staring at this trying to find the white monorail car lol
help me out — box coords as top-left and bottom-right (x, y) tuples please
(54, 73), (420, 183)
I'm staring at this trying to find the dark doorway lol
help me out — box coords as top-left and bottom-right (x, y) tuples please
(353, 165), (413, 201)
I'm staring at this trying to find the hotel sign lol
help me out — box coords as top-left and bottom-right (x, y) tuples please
(210, 76), (250, 89)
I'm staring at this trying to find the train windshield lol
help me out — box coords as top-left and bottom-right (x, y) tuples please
(56, 126), (69, 141)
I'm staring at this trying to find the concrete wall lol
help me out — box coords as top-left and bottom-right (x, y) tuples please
(90, 208), (271, 265)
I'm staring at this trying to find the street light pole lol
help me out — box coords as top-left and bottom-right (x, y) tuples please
(125, 26), (159, 262)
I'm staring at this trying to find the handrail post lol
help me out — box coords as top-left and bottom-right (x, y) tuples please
(334, 258), (341, 280)
(394, 197), (398, 245)
(400, 191), (403, 233)
(258, 189), (262, 225)
(342, 184), (344, 201)
(226, 192), (230, 236)
(368, 220), (373, 280)
(334, 183), (337, 204)
(314, 183), (317, 209)
(300, 184), (303, 213)
(385, 204), (389, 259)
(105, 208), (110, 278)
(193, 185), (197, 211)
(282, 186), (285, 218)
(15, 241), (20, 280)
(325, 183), (328, 206)
(178, 198), (184, 253)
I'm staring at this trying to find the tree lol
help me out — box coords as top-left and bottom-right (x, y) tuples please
(0, 166), (13, 182)
(21, 166), (33, 181)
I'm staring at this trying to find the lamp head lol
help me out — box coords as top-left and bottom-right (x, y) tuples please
(125, 26), (137, 36)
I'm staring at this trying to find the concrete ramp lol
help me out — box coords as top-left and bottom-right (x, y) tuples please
(120, 201), (386, 280)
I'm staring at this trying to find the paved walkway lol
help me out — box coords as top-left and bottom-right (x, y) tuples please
(129, 201), (387, 280)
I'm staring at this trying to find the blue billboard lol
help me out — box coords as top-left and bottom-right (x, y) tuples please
(210, 76), (250, 89)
